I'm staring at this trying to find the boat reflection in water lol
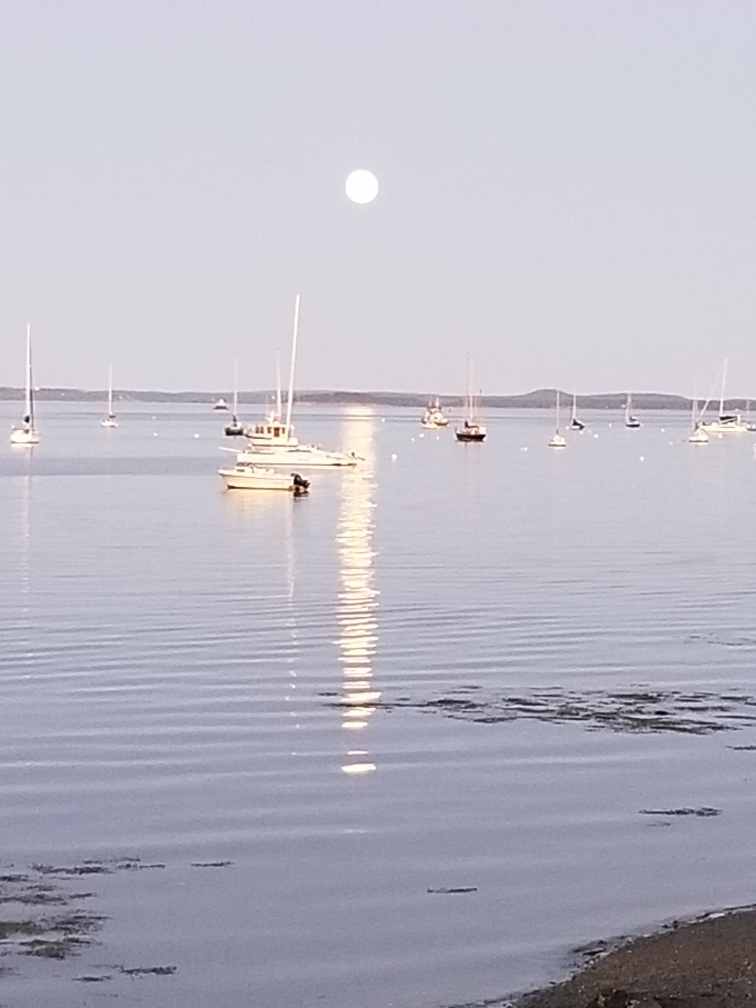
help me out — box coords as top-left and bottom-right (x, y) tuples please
(337, 408), (380, 776)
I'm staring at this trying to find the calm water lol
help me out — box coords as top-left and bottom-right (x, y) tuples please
(1, 401), (756, 1007)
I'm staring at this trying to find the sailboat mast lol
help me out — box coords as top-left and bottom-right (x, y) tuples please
(26, 323), (34, 425)
(276, 354), (282, 418)
(232, 358), (239, 417)
(466, 354), (472, 421)
(284, 295), (300, 440)
(107, 364), (113, 416)
(720, 358), (728, 417)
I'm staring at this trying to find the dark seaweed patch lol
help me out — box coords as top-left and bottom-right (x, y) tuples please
(368, 686), (756, 735)
(639, 807), (721, 818)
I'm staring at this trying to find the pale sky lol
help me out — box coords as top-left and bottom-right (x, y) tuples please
(2, 1), (756, 396)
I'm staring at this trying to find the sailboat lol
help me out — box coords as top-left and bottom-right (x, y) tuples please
(688, 396), (708, 444)
(548, 390), (567, 448)
(569, 390), (585, 431)
(224, 359), (245, 436)
(101, 364), (118, 428)
(700, 359), (749, 433)
(10, 324), (40, 446)
(233, 298), (359, 468)
(455, 357), (486, 442)
(624, 393), (641, 428)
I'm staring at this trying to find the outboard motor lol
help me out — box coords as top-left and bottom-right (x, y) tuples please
(292, 473), (310, 495)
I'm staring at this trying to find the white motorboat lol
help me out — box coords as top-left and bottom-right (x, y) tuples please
(455, 357), (486, 442)
(213, 397), (229, 411)
(101, 364), (118, 428)
(549, 390), (567, 448)
(219, 462), (309, 493)
(231, 443), (359, 468)
(10, 324), (40, 446)
(700, 360), (750, 433)
(421, 399), (449, 428)
(624, 393), (641, 428)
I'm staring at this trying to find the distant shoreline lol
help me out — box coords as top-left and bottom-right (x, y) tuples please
(1, 387), (753, 411)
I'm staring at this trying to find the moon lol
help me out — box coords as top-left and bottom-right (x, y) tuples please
(345, 169), (379, 204)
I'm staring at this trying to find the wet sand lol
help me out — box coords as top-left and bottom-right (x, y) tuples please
(515, 906), (756, 1008)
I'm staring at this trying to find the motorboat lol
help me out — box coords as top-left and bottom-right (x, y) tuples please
(101, 364), (118, 428)
(455, 357), (487, 442)
(10, 324), (40, 446)
(624, 393), (641, 428)
(213, 398), (229, 411)
(218, 462), (309, 493)
(421, 399), (449, 428)
(231, 443), (359, 468)
(549, 390), (567, 448)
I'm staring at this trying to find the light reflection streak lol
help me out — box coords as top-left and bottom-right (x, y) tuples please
(337, 408), (379, 774)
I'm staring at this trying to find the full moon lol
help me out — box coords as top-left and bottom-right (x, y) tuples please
(345, 169), (379, 204)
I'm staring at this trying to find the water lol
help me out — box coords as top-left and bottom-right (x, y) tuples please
(1, 401), (756, 1007)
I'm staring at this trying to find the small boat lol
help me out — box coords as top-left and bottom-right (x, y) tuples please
(240, 296), (359, 466)
(421, 399), (449, 428)
(624, 393), (641, 428)
(455, 357), (487, 442)
(10, 324), (40, 446)
(687, 395), (708, 444)
(219, 462), (309, 493)
(213, 397), (229, 411)
(101, 364), (118, 428)
(568, 390), (585, 431)
(224, 359), (245, 436)
(699, 360), (750, 433)
(549, 390), (567, 448)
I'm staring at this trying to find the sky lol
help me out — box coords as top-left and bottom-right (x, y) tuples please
(2, 1), (756, 396)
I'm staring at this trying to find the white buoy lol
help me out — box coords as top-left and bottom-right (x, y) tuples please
(390, 453), (398, 461)
(194, 433), (200, 439)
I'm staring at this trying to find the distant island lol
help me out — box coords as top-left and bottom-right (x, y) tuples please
(0, 386), (752, 411)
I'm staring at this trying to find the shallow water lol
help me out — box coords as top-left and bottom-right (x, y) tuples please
(1, 402), (755, 1007)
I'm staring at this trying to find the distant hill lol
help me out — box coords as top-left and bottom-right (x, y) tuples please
(0, 386), (752, 411)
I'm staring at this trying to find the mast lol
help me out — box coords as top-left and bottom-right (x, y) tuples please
(556, 389), (561, 431)
(284, 295), (300, 441)
(25, 323), (34, 427)
(625, 394), (631, 424)
(107, 364), (113, 417)
(720, 358), (728, 417)
(571, 389), (577, 422)
(466, 354), (473, 421)
(232, 358), (239, 418)
(275, 354), (282, 419)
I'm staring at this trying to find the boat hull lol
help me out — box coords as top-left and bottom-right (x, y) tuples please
(10, 428), (40, 445)
(219, 465), (308, 491)
(455, 430), (486, 442)
(235, 447), (358, 467)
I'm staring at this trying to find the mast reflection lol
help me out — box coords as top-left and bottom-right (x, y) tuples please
(338, 408), (379, 775)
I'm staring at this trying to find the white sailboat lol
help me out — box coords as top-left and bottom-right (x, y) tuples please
(101, 364), (118, 428)
(569, 390), (585, 430)
(224, 359), (245, 436)
(455, 357), (486, 442)
(700, 359), (749, 433)
(548, 390), (567, 448)
(688, 395), (708, 444)
(10, 324), (40, 446)
(624, 393), (641, 428)
(236, 297), (359, 467)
